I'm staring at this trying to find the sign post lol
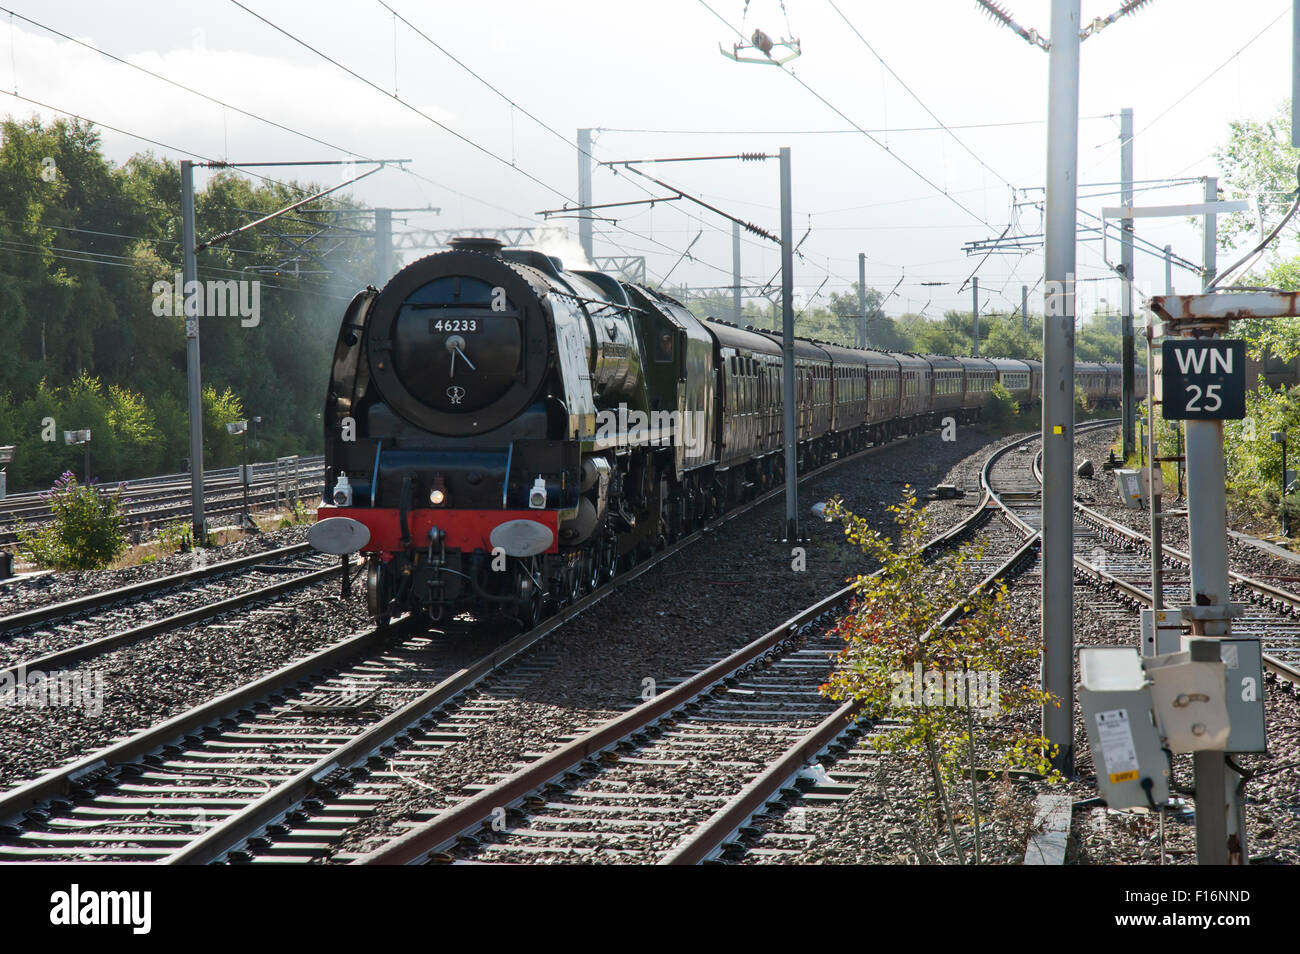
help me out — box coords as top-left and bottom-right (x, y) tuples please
(1150, 294), (1279, 865)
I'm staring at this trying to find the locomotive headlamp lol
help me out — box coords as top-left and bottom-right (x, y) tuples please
(529, 476), (548, 509)
(332, 473), (353, 507)
(429, 475), (448, 507)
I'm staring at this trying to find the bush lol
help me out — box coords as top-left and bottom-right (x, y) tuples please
(15, 472), (129, 570)
(983, 381), (1019, 432)
(1225, 379), (1300, 517)
(157, 518), (192, 553)
(820, 492), (1060, 863)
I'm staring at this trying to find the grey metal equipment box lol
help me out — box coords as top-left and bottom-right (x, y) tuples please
(1078, 648), (1170, 809)
(1115, 469), (1143, 508)
(1140, 608), (1182, 657)
(1180, 635), (1268, 754)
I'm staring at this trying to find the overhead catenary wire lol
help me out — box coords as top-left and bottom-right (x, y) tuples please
(230, 1), (758, 287)
(0, 5), (357, 159)
(5, 3), (950, 309)
(376, 0), (781, 269)
(695, 0), (1005, 233)
(595, 116), (1115, 136)
(0, 14), (837, 325)
(1208, 162), (1300, 290)
(827, 0), (1017, 192)
(1084, 5), (1290, 176)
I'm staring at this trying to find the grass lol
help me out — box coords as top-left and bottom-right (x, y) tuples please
(98, 503), (315, 571)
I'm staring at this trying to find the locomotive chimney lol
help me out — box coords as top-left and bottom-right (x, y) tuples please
(449, 236), (505, 255)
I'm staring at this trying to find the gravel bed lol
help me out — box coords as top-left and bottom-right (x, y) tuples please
(0, 525), (312, 618)
(0, 571), (372, 793)
(1072, 425), (1300, 586)
(323, 427), (1030, 861)
(0, 549), (337, 673)
(792, 427), (1300, 864)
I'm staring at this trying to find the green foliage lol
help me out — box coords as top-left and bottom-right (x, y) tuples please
(983, 381), (1019, 432)
(1076, 310), (1129, 364)
(820, 492), (1060, 863)
(1, 374), (168, 488)
(0, 116), (357, 492)
(1213, 100), (1300, 251)
(276, 498), (312, 528)
(15, 472), (128, 570)
(1233, 257), (1300, 362)
(1212, 100), (1300, 363)
(1224, 380), (1300, 521)
(156, 518), (192, 553)
(202, 385), (246, 469)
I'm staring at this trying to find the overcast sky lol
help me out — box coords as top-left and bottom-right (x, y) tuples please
(0, 0), (1294, 320)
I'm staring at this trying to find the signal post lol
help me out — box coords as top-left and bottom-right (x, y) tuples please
(1150, 291), (1282, 865)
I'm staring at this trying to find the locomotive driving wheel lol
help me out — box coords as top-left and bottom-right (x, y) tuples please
(365, 555), (392, 627)
(565, 556), (583, 604)
(515, 559), (544, 629)
(600, 530), (619, 583)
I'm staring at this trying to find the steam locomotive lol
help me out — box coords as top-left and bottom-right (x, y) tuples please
(312, 237), (1141, 627)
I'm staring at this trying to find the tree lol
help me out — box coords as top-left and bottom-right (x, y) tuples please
(820, 491), (1060, 863)
(1213, 100), (1300, 250)
(0, 115), (366, 491)
(1212, 100), (1300, 362)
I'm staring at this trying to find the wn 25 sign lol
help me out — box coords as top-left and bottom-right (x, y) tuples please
(1161, 339), (1246, 420)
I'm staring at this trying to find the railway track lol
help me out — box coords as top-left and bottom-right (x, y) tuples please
(0, 542), (315, 633)
(0, 456), (323, 514)
(0, 426), (968, 864)
(352, 434), (1045, 865)
(0, 546), (340, 681)
(0, 457), (324, 547)
(989, 428), (1300, 687)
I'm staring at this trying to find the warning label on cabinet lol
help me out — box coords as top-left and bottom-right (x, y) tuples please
(1095, 708), (1140, 784)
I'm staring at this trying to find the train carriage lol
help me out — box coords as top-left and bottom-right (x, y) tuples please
(1076, 361), (1109, 406)
(988, 357), (1034, 407)
(1022, 358), (1043, 405)
(958, 356), (997, 420)
(865, 350), (903, 442)
(926, 353), (964, 419)
(818, 340), (871, 452)
(709, 320), (783, 470)
(754, 330), (833, 448)
(895, 352), (931, 433)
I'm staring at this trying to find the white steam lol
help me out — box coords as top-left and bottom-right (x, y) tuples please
(526, 226), (596, 272)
